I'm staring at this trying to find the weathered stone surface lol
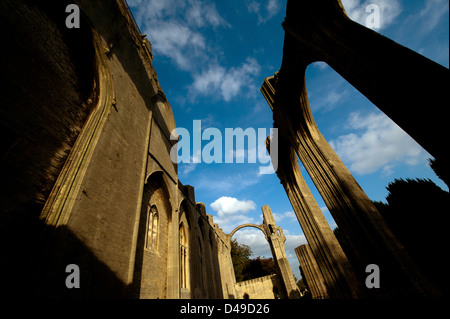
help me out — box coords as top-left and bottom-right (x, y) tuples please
(266, 134), (363, 299)
(235, 274), (284, 299)
(261, 0), (447, 298)
(3, 0), (445, 299)
(281, 0), (449, 184)
(0, 0), (237, 299)
(261, 205), (301, 299)
(295, 244), (328, 299)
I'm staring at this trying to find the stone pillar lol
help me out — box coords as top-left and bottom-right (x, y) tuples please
(220, 240), (237, 299)
(167, 205), (180, 298)
(266, 134), (363, 298)
(262, 73), (439, 297)
(281, 0), (449, 186)
(295, 244), (328, 299)
(261, 1), (447, 296)
(261, 205), (300, 299)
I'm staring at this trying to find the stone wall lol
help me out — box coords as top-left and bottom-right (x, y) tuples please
(235, 274), (284, 299)
(1, 0), (237, 299)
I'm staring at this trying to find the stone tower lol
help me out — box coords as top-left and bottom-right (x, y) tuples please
(261, 205), (300, 299)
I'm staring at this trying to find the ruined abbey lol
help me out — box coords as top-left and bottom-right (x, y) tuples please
(1, 0), (448, 299)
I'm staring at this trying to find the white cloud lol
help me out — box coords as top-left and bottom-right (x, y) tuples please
(210, 196), (257, 232)
(128, 0), (180, 20)
(130, 0), (229, 71)
(185, 0), (231, 28)
(193, 169), (262, 196)
(189, 58), (261, 101)
(130, 0), (263, 103)
(266, 0), (281, 19)
(273, 211), (297, 224)
(329, 112), (428, 176)
(247, 0), (281, 24)
(181, 163), (197, 176)
(313, 61), (329, 70)
(179, 150), (202, 177)
(309, 86), (348, 112)
(147, 20), (207, 70)
(341, 0), (402, 29)
(326, 90), (346, 105)
(416, 0), (449, 35)
(130, 0), (228, 28)
(233, 228), (269, 257)
(258, 164), (275, 175)
(211, 196), (256, 215)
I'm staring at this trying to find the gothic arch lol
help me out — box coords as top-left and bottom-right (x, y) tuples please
(133, 170), (173, 298)
(179, 199), (192, 229)
(144, 170), (176, 213)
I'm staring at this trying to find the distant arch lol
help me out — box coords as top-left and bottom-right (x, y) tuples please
(228, 223), (267, 241)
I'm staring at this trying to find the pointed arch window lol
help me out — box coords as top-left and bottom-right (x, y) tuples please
(146, 205), (159, 251)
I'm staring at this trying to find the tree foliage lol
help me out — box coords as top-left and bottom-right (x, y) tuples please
(241, 257), (277, 281)
(230, 238), (278, 282)
(428, 158), (449, 187)
(230, 238), (252, 282)
(334, 178), (449, 294)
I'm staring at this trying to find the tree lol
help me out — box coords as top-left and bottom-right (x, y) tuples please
(242, 257), (277, 281)
(230, 239), (279, 282)
(336, 178), (449, 294)
(230, 238), (252, 282)
(379, 178), (449, 294)
(429, 158), (449, 187)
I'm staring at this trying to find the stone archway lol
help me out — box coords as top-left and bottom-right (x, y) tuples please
(226, 205), (300, 299)
(228, 223), (268, 242)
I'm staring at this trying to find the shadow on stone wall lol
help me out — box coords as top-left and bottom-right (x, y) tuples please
(1, 215), (129, 298)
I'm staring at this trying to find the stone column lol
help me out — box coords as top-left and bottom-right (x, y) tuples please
(295, 244), (328, 299)
(264, 1), (448, 295)
(167, 204), (180, 298)
(281, 0), (449, 186)
(262, 74), (439, 297)
(266, 134), (362, 298)
(220, 240), (237, 299)
(261, 205), (300, 299)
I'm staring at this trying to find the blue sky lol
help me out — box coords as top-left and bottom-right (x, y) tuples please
(128, 0), (449, 280)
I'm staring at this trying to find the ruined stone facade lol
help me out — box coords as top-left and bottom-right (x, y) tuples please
(0, 0), (300, 299)
(0, 0), (238, 299)
(235, 274), (284, 299)
(2, 0), (446, 300)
